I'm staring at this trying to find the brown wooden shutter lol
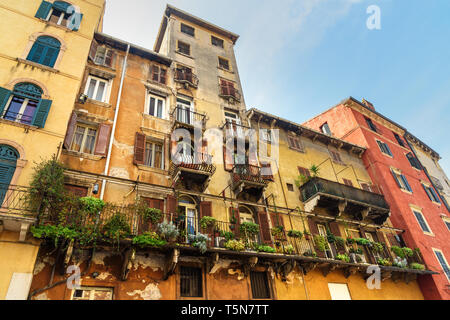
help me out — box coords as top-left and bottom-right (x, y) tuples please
(134, 132), (146, 165)
(199, 201), (212, 219)
(329, 221), (341, 237)
(63, 111), (77, 150)
(258, 211), (272, 245)
(343, 179), (353, 187)
(298, 167), (311, 177)
(94, 124), (111, 156)
(308, 219), (326, 258)
(105, 49), (116, 68)
(152, 65), (160, 82)
(220, 79), (229, 96)
(223, 145), (234, 171)
(88, 40), (98, 62)
(167, 195), (177, 215)
(160, 68), (167, 84)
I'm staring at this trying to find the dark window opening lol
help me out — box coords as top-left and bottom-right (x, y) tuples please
(177, 41), (191, 56)
(181, 23), (195, 37)
(394, 133), (405, 147)
(211, 36), (224, 48)
(365, 118), (378, 132)
(287, 183), (294, 192)
(250, 271), (270, 299)
(219, 57), (230, 70)
(180, 266), (203, 297)
(321, 123), (332, 135)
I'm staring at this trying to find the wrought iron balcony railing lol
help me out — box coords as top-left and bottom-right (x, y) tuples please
(301, 177), (390, 211)
(219, 85), (241, 102)
(174, 69), (199, 88)
(171, 106), (207, 129)
(232, 164), (267, 186)
(170, 153), (216, 176)
(0, 184), (38, 217)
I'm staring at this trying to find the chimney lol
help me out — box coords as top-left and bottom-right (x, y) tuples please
(362, 99), (375, 111)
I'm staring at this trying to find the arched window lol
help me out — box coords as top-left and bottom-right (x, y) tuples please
(27, 36), (61, 68)
(0, 145), (19, 203)
(0, 82), (52, 128)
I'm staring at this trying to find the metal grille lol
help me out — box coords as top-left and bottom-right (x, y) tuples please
(180, 266), (203, 297)
(250, 271), (270, 299)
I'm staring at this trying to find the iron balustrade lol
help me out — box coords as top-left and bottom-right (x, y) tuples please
(171, 106), (206, 128)
(0, 184), (37, 217)
(300, 177), (389, 210)
(232, 164), (267, 185)
(219, 85), (241, 102)
(170, 153), (216, 178)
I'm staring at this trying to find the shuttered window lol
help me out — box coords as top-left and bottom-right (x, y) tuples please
(70, 124), (97, 154)
(365, 117), (378, 132)
(211, 36), (224, 48)
(343, 179), (353, 187)
(177, 41), (191, 56)
(422, 184), (441, 203)
(181, 23), (195, 37)
(27, 36), (61, 68)
(88, 41), (116, 68)
(433, 250), (450, 281)
(250, 271), (271, 299)
(376, 140), (393, 157)
(329, 150), (343, 163)
(406, 153), (421, 170)
(391, 170), (413, 192)
(134, 133), (164, 169)
(412, 210), (431, 233)
(180, 266), (203, 297)
(35, 1), (83, 31)
(287, 136), (304, 152)
(360, 183), (373, 192)
(394, 133), (405, 147)
(219, 79), (237, 97)
(298, 167), (311, 178)
(150, 65), (167, 85)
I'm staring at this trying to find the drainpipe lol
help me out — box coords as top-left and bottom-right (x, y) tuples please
(100, 44), (130, 200)
(404, 132), (450, 213)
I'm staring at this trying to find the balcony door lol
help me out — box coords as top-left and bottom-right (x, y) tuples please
(178, 196), (198, 240)
(176, 98), (194, 125)
(0, 145), (18, 204)
(177, 141), (194, 165)
(318, 224), (334, 259)
(224, 111), (243, 138)
(239, 206), (258, 245)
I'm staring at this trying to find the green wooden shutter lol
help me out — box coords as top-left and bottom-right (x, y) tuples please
(32, 99), (52, 128)
(401, 174), (412, 192)
(35, 1), (53, 19)
(391, 169), (402, 189)
(0, 87), (12, 117)
(70, 13), (84, 31)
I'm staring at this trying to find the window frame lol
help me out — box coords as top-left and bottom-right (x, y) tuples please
(376, 140), (393, 157)
(394, 133), (406, 147)
(422, 183), (441, 204)
(249, 271), (272, 300)
(146, 93), (166, 119)
(70, 123), (98, 155)
(442, 217), (450, 231)
(3, 95), (39, 125)
(177, 41), (191, 56)
(287, 135), (304, 153)
(84, 75), (110, 103)
(218, 56), (230, 71)
(391, 169), (413, 193)
(71, 286), (114, 300)
(321, 122), (332, 135)
(179, 265), (204, 299)
(144, 139), (165, 170)
(180, 23), (195, 37)
(432, 248), (450, 282)
(365, 117), (378, 133)
(211, 35), (224, 48)
(329, 149), (344, 164)
(411, 208), (433, 236)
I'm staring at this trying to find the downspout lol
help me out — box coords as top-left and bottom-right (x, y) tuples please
(404, 132), (450, 213)
(100, 44), (130, 200)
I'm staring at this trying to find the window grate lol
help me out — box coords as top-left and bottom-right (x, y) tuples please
(250, 271), (270, 299)
(180, 266), (203, 297)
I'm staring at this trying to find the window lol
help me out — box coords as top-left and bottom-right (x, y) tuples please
(180, 266), (203, 297)
(329, 150), (343, 164)
(0, 83), (51, 128)
(321, 123), (332, 135)
(177, 41), (191, 56)
(432, 249), (450, 281)
(70, 124), (97, 154)
(377, 140), (393, 157)
(261, 129), (272, 143)
(147, 94), (165, 119)
(406, 153), (421, 170)
(360, 182), (373, 192)
(328, 283), (351, 300)
(175, 65), (195, 85)
(84, 76), (109, 103)
(35, 1), (83, 31)
(287, 183), (294, 192)
(443, 217), (450, 231)
(250, 271), (271, 299)
(365, 117), (378, 132)
(412, 210), (432, 234)
(150, 65), (167, 85)
(422, 184), (441, 204)
(211, 36), (224, 48)
(394, 133), (405, 147)
(219, 79), (239, 100)
(65, 184), (88, 198)
(343, 179), (353, 187)
(71, 287), (113, 300)
(176, 97), (194, 124)
(27, 36), (61, 68)
(144, 141), (164, 169)
(181, 23), (195, 37)
(218, 57), (230, 70)
(287, 136), (304, 152)
(298, 167), (311, 178)
(391, 169), (413, 192)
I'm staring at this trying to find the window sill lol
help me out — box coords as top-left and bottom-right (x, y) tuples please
(0, 118), (38, 130)
(176, 51), (194, 60)
(84, 98), (112, 108)
(142, 113), (169, 122)
(288, 146), (305, 153)
(62, 150), (103, 161)
(17, 58), (59, 73)
(400, 189), (413, 195)
(217, 66), (234, 74)
(43, 20), (75, 32)
(136, 164), (168, 175)
(381, 152), (394, 159)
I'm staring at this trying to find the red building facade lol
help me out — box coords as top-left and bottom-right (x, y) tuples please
(303, 97), (450, 300)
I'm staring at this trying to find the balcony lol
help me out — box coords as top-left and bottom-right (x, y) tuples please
(169, 153), (216, 192)
(231, 164), (268, 202)
(174, 69), (199, 88)
(219, 85), (241, 103)
(170, 106), (207, 132)
(221, 120), (250, 142)
(300, 177), (390, 224)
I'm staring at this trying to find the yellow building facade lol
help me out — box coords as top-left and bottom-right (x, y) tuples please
(0, 0), (105, 299)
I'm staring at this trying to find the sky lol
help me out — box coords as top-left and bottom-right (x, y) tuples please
(103, 0), (450, 174)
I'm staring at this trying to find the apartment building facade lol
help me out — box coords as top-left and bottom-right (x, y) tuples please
(303, 97), (450, 300)
(0, 0), (105, 300)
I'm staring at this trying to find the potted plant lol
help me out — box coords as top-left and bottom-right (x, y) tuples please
(283, 244), (295, 255)
(224, 239), (246, 251)
(287, 230), (303, 239)
(200, 216), (217, 233)
(157, 221), (179, 243)
(188, 233), (210, 254)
